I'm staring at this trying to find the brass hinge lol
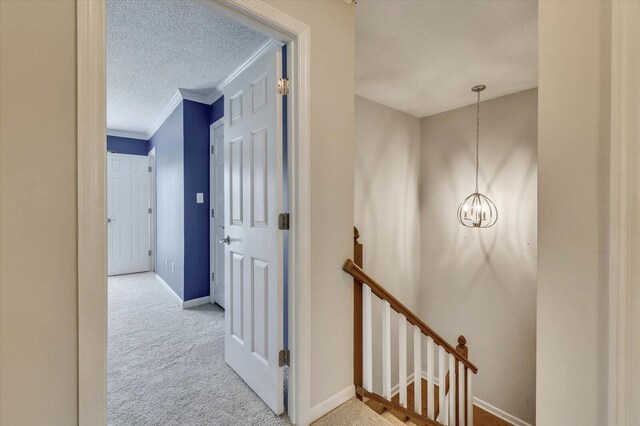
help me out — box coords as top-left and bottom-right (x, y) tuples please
(278, 348), (289, 367)
(148, 166), (152, 172)
(148, 207), (152, 214)
(277, 78), (290, 96)
(278, 212), (290, 230)
(148, 250), (153, 256)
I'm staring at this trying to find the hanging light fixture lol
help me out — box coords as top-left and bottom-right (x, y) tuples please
(457, 85), (498, 228)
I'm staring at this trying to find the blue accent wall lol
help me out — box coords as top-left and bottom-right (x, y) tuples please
(149, 102), (185, 300)
(183, 100), (212, 301)
(107, 135), (149, 155)
(110, 95), (225, 302)
(209, 96), (224, 125)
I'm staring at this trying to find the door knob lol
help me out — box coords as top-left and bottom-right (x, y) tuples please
(219, 235), (231, 245)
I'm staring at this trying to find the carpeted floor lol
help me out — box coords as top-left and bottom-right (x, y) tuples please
(108, 272), (291, 426)
(311, 398), (391, 426)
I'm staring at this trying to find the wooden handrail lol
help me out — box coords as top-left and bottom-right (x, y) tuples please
(343, 258), (478, 373)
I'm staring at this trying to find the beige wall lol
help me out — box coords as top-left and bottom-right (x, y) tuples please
(354, 95), (421, 391)
(263, 0), (356, 409)
(537, 1), (611, 425)
(0, 0), (355, 423)
(420, 89), (537, 424)
(0, 1), (78, 425)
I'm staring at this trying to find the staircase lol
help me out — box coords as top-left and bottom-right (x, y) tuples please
(343, 228), (476, 426)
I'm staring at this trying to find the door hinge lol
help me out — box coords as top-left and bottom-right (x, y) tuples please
(278, 348), (290, 367)
(211, 145), (214, 155)
(277, 78), (290, 96)
(148, 166), (152, 172)
(148, 207), (152, 214)
(148, 250), (153, 256)
(278, 212), (290, 230)
(211, 208), (215, 218)
(211, 272), (215, 282)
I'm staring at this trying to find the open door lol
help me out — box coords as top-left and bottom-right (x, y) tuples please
(223, 46), (285, 414)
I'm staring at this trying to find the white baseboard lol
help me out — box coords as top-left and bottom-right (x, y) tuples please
(387, 370), (530, 426)
(182, 295), (210, 309)
(154, 274), (183, 307)
(154, 274), (211, 309)
(309, 384), (355, 423)
(473, 397), (533, 426)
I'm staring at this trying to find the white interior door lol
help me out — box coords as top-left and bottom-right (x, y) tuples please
(107, 152), (151, 276)
(211, 121), (225, 308)
(223, 46), (284, 414)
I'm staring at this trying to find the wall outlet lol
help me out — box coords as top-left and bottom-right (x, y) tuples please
(196, 193), (204, 204)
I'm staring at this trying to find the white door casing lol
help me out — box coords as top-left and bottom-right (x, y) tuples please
(210, 119), (226, 307)
(224, 46), (284, 414)
(107, 153), (151, 276)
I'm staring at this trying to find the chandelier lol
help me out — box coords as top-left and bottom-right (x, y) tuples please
(457, 85), (498, 228)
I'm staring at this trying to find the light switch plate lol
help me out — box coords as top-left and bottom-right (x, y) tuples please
(196, 193), (204, 204)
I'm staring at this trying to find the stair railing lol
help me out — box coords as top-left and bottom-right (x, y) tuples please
(345, 228), (477, 426)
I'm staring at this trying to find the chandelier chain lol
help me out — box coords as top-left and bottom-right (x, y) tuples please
(475, 90), (480, 193)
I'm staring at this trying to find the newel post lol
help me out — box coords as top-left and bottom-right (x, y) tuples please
(353, 227), (363, 399)
(455, 335), (468, 426)
(456, 335), (468, 359)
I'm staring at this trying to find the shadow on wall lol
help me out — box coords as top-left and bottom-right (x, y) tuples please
(420, 88), (538, 424)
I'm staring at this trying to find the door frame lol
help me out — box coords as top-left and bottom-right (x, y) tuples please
(209, 117), (224, 305)
(148, 147), (156, 273)
(608, 1), (640, 425)
(77, 1), (312, 424)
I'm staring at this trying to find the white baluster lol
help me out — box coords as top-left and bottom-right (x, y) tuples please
(399, 315), (407, 407)
(413, 326), (422, 415)
(458, 361), (465, 426)
(449, 354), (456, 425)
(467, 372), (474, 426)
(362, 285), (373, 392)
(438, 346), (446, 424)
(382, 300), (391, 399)
(426, 337), (435, 420)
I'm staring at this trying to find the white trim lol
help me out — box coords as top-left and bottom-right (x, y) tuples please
(146, 89), (183, 139)
(207, 2), (313, 425)
(388, 371), (531, 426)
(209, 117), (225, 305)
(203, 38), (280, 104)
(309, 384), (355, 423)
(155, 274), (212, 309)
(106, 128), (149, 140)
(79, 1), (312, 424)
(178, 88), (211, 105)
(77, 1), (107, 424)
(608, 2), (640, 425)
(109, 39), (280, 141)
(154, 274), (183, 307)
(182, 296), (211, 309)
(473, 397), (533, 426)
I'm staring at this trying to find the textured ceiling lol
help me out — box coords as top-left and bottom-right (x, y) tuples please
(107, 0), (269, 135)
(356, 0), (537, 118)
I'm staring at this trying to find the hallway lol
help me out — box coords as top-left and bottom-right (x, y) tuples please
(108, 272), (291, 426)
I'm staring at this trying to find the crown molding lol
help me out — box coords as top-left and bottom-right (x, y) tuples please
(203, 38), (280, 104)
(106, 128), (150, 140)
(110, 38), (279, 142)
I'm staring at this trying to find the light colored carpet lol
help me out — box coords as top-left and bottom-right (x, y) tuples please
(311, 398), (391, 426)
(108, 272), (291, 426)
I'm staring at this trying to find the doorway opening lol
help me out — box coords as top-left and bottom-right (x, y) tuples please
(105, 0), (292, 423)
